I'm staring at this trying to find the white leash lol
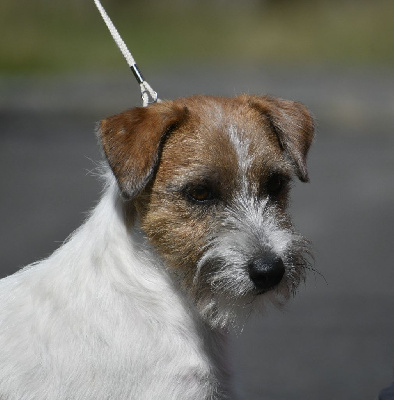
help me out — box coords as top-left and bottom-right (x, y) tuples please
(93, 0), (160, 107)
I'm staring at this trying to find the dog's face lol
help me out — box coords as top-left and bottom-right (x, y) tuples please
(99, 95), (314, 328)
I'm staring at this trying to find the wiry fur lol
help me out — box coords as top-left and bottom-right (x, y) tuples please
(193, 198), (310, 329)
(0, 95), (314, 399)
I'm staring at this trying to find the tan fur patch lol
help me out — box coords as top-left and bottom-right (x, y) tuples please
(99, 102), (189, 198)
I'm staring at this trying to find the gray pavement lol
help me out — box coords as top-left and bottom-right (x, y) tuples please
(1, 66), (394, 399)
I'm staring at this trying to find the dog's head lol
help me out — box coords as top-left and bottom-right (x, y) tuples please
(98, 95), (314, 328)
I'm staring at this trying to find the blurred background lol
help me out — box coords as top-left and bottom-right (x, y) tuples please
(1, 0), (393, 398)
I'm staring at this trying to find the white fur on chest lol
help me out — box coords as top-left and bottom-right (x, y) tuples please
(0, 177), (228, 400)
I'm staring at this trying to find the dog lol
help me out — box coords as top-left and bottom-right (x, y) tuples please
(0, 94), (314, 399)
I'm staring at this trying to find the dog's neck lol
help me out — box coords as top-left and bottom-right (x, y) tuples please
(58, 174), (179, 304)
(56, 172), (223, 333)
(61, 173), (231, 392)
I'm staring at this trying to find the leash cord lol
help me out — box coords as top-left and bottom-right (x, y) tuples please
(93, 0), (159, 106)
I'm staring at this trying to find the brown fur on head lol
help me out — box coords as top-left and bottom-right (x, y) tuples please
(99, 95), (313, 198)
(99, 102), (189, 198)
(98, 95), (314, 326)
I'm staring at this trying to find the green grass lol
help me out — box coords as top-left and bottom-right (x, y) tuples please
(1, 0), (394, 75)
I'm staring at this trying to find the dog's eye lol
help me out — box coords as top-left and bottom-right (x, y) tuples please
(186, 185), (215, 203)
(266, 174), (288, 196)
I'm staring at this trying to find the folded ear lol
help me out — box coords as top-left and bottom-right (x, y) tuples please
(98, 102), (188, 198)
(248, 96), (315, 182)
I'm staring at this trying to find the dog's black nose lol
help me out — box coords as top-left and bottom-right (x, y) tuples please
(248, 255), (285, 292)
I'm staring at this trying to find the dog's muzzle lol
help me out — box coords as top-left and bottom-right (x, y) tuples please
(248, 254), (285, 293)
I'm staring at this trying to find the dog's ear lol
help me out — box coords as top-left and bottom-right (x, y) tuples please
(248, 96), (315, 182)
(98, 102), (188, 198)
